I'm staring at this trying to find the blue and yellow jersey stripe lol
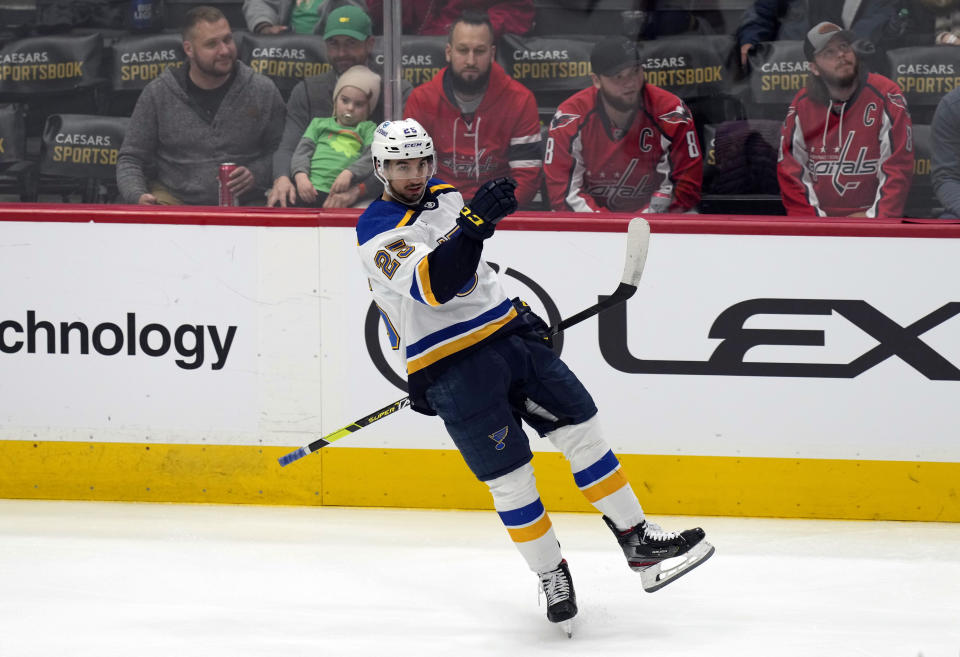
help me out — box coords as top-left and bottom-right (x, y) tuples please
(405, 299), (517, 374)
(413, 256), (440, 306)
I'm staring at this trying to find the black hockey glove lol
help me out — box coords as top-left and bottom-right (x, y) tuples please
(511, 297), (553, 350)
(456, 177), (518, 240)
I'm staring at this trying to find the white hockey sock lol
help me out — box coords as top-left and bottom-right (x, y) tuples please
(546, 415), (645, 531)
(486, 463), (563, 574)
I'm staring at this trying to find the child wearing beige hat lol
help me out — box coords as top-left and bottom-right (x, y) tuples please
(290, 64), (381, 206)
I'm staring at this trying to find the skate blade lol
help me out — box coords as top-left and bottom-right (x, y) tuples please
(560, 619), (573, 639)
(640, 539), (715, 593)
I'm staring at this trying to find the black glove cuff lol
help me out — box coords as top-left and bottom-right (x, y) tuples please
(457, 205), (495, 240)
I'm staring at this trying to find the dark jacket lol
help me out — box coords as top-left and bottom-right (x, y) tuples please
(736, 0), (898, 46)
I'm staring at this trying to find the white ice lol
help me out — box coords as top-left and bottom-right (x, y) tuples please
(1, 500), (958, 657)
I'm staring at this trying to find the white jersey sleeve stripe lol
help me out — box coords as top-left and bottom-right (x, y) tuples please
(565, 133), (594, 212)
(510, 133), (542, 145)
(793, 117), (825, 217)
(867, 109), (894, 219)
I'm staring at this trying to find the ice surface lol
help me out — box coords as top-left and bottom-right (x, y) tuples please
(1, 500), (958, 657)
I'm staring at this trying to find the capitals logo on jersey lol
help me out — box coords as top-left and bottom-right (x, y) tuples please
(806, 131), (880, 196)
(887, 92), (908, 111)
(658, 104), (692, 125)
(550, 112), (580, 131)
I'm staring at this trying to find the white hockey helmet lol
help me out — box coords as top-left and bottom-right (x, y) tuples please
(371, 118), (436, 184)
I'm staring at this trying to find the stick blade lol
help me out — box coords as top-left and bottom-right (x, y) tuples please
(621, 217), (651, 288)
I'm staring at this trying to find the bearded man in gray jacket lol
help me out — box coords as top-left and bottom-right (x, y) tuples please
(117, 6), (285, 205)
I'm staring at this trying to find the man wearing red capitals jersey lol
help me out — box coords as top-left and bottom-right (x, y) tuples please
(404, 10), (543, 208)
(543, 36), (703, 214)
(778, 22), (914, 217)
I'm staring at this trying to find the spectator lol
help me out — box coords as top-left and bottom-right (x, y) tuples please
(736, 0), (899, 66)
(117, 6), (285, 205)
(777, 22), (914, 217)
(928, 0), (960, 44)
(932, 85), (960, 216)
(243, 0), (363, 35)
(365, 0), (534, 38)
(403, 11), (543, 209)
(291, 65), (380, 207)
(543, 36), (703, 214)
(267, 5), (412, 207)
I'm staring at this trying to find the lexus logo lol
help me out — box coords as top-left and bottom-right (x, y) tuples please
(601, 298), (960, 380)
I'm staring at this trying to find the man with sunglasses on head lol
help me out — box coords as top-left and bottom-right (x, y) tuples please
(777, 22), (913, 217)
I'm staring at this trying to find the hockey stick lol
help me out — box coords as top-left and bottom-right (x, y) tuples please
(277, 217), (651, 467)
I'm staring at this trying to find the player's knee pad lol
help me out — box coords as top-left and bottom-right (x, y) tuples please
(545, 414), (610, 472)
(485, 462), (538, 511)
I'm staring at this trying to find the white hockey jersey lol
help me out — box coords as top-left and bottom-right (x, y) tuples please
(356, 178), (520, 409)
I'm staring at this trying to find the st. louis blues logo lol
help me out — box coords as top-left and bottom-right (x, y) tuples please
(550, 112), (580, 131)
(887, 92), (908, 111)
(489, 427), (509, 451)
(658, 104), (692, 125)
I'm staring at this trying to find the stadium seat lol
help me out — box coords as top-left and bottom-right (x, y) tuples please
(108, 32), (186, 115)
(0, 33), (109, 136)
(905, 123), (938, 218)
(372, 35), (446, 90)
(886, 46), (958, 124)
(745, 40), (807, 120)
(639, 34), (744, 145)
(38, 113), (129, 203)
(495, 33), (603, 122)
(237, 31), (329, 100)
(0, 102), (37, 201)
(699, 118), (785, 214)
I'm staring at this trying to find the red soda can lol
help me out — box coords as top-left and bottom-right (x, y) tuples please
(218, 163), (239, 206)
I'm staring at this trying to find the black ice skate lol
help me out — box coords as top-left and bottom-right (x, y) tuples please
(538, 559), (577, 638)
(603, 516), (714, 593)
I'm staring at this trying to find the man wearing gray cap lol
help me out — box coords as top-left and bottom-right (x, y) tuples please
(543, 36), (703, 214)
(777, 21), (913, 217)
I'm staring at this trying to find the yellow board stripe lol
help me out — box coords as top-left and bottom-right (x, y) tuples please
(506, 514), (553, 543)
(416, 256), (440, 306)
(406, 307), (517, 374)
(580, 469), (629, 503)
(1, 441), (958, 523)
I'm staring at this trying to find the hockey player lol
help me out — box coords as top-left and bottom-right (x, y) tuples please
(777, 22), (914, 217)
(356, 118), (714, 635)
(543, 36), (703, 214)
